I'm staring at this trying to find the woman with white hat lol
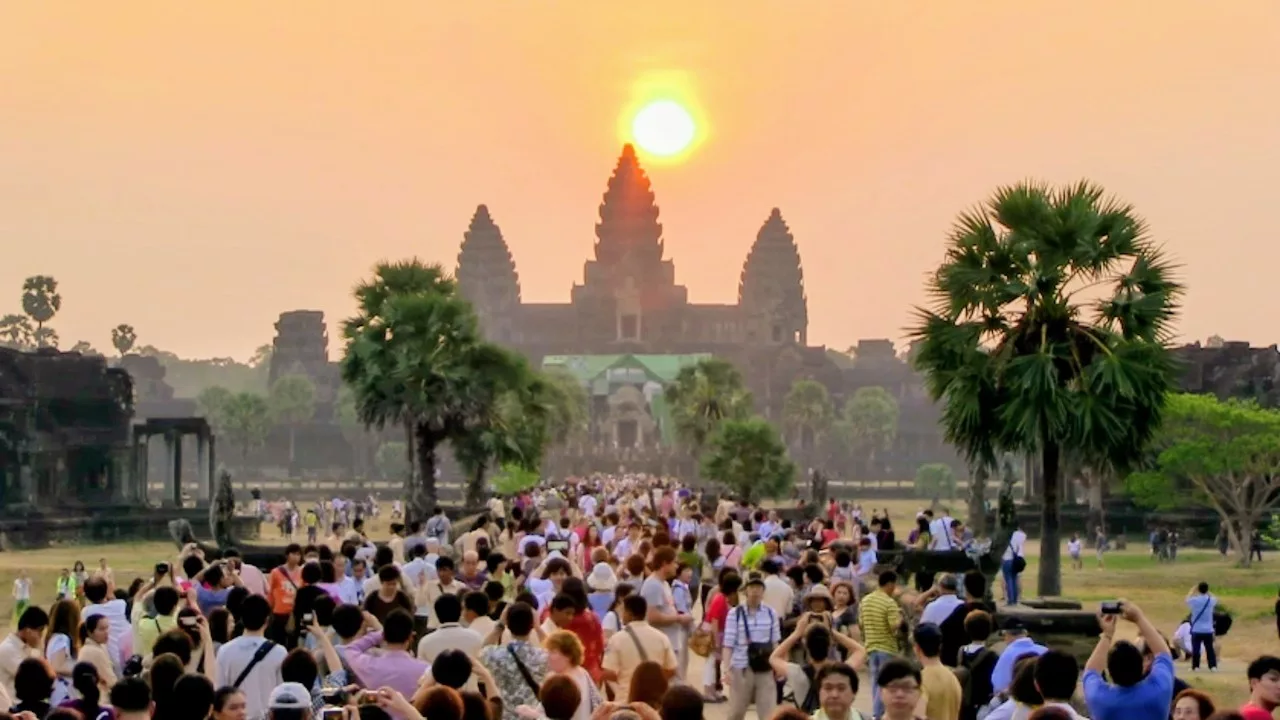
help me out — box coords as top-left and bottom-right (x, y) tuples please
(586, 563), (617, 618)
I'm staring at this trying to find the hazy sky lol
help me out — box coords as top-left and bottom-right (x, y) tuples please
(3, 2), (1278, 360)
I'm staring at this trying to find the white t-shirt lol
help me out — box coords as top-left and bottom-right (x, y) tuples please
(1067, 539), (1082, 557)
(215, 635), (286, 720)
(80, 599), (130, 674)
(1003, 530), (1027, 561)
(930, 517), (955, 550)
(579, 495), (598, 517)
(12, 579), (29, 601)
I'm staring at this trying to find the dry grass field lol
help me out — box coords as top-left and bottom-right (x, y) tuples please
(0, 496), (1273, 711)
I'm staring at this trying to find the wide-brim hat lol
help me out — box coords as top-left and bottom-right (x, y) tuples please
(805, 584), (834, 611)
(588, 562), (618, 593)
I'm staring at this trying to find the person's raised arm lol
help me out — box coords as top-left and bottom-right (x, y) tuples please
(1085, 613), (1116, 674)
(196, 615), (218, 686)
(833, 631), (867, 671)
(769, 614), (809, 677)
(1122, 601), (1168, 659)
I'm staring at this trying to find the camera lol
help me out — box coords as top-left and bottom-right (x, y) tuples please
(547, 539), (569, 554)
(302, 613), (315, 625)
(1100, 601), (1124, 615)
(321, 708), (346, 720)
(155, 563), (169, 575)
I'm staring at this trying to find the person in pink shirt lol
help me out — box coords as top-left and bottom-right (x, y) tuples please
(224, 550), (268, 597)
(1240, 655), (1280, 720)
(344, 608), (430, 705)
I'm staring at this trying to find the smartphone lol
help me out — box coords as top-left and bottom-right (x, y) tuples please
(155, 563), (169, 575)
(547, 540), (569, 554)
(302, 613), (315, 624)
(1100, 601), (1124, 615)
(180, 616), (198, 628)
(321, 708), (346, 720)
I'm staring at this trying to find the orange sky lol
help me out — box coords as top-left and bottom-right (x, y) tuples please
(2, 2), (1278, 360)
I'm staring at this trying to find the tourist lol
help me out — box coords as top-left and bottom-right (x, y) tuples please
(808, 663), (866, 720)
(78, 615), (117, 691)
(79, 577), (130, 676)
(1173, 688), (1216, 720)
(11, 571), (30, 626)
(215, 595), (287, 720)
(426, 506), (452, 547)
(10, 657), (55, 717)
(479, 602), (549, 720)
(212, 687), (248, 720)
(417, 595), (483, 662)
(985, 653), (1043, 720)
(876, 657), (926, 720)
(44, 599), (81, 705)
(55, 569), (76, 603)
(266, 544), (304, 647)
(760, 559), (794, 618)
(917, 574), (964, 626)
(720, 575), (779, 720)
(130, 583), (178, 663)
(768, 615), (865, 714)
(856, 571), (902, 718)
(421, 557), (467, 630)
(462, 590), (496, 640)
(543, 630), (602, 720)
(59, 661), (114, 720)
(1002, 521), (1028, 606)
(342, 608), (428, 701)
(1186, 582), (1219, 672)
(915, 622), (962, 720)
(362, 566), (414, 625)
(0, 606), (46, 708)
(1239, 655), (1280, 720)
(263, 682), (312, 720)
(602, 595), (677, 705)
(1083, 601), (1173, 720)
(224, 550), (268, 598)
(1068, 534), (1083, 571)
(109, 677), (152, 720)
(990, 619), (1047, 696)
(640, 548), (692, 679)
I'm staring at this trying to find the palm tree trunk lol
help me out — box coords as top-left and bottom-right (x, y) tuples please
(1038, 441), (1063, 597)
(968, 464), (988, 536)
(412, 423), (441, 524)
(465, 462), (487, 510)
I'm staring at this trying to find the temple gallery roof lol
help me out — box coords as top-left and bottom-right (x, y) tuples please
(542, 353), (711, 387)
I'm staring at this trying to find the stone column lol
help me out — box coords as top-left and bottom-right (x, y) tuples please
(163, 431), (177, 507)
(138, 435), (150, 504)
(208, 435), (217, 492)
(172, 432), (184, 508)
(196, 432), (210, 505)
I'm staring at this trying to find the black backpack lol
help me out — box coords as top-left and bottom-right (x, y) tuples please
(799, 665), (820, 713)
(958, 647), (998, 718)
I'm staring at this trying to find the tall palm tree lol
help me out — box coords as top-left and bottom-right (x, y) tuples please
(21, 276), (61, 340)
(911, 181), (1181, 596)
(340, 260), (492, 523)
(664, 357), (753, 460)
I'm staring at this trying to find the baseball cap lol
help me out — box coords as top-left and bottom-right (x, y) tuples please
(269, 682), (312, 710)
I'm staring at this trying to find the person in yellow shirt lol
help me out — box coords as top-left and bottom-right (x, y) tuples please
(131, 585), (181, 661)
(914, 622), (962, 720)
(857, 570), (904, 719)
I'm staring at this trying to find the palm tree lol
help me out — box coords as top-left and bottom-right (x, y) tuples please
(21, 276), (61, 344)
(664, 357), (753, 460)
(340, 260), (490, 523)
(782, 379), (834, 470)
(911, 181), (1181, 596)
(111, 324), (137, 356)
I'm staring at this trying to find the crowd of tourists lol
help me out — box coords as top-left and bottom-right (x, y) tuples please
(1, 473), (1278, 720)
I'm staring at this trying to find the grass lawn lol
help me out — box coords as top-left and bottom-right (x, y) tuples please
(1, 503), (1273, 708)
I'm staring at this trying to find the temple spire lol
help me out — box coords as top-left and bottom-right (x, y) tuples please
(456, 204), (521, 341)
(594, 144), (665, 268)
(738, 208), (808, 344)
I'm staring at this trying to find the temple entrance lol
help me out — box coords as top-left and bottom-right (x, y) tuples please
(617, 419), (638, 449)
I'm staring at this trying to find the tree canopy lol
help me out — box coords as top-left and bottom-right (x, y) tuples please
(701, 417), (796, 505)
(911, 181), (1182, 595)
(664, 357), (753, 457)
(1127, 393), (1280, 566)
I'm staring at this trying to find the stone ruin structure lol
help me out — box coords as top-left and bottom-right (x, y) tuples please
(262, 310), (350, 468)
(1175, 340), (1280, 407)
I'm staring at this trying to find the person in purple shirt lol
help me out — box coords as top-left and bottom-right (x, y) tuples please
(343, 608), (430, 703)
(194, 562), (240, 617)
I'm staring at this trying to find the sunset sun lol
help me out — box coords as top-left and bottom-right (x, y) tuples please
(630, 99), (696, 158)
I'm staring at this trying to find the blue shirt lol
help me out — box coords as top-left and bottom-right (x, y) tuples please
(1186, 593), (1217, 634)
(989, 636), (1047, 693)
(195, 584), (231, 616)
(1083, 653), (1175, 720)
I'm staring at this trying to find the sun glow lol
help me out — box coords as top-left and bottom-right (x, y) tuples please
(618, 72), (706, 164)
(631, 100), (696, 158)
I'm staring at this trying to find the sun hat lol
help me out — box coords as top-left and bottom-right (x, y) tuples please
(805, 584), (835, 611)
(588, 563), (618, 593)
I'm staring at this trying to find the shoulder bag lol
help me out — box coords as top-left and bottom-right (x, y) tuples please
(737, 606), (776, 674)
(232, 640), (277, 689)
(623, 625), (651, 663)
(506, 645), (542, 696)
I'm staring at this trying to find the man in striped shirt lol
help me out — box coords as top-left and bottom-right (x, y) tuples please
(857, 569), (904, 719)
(721, 576), (780, 720)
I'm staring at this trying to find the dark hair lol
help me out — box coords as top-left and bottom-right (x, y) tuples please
(1198, 581), (1209, 594)
(239, 594), (272, 632)
(659, 684), (703, 720)
(815, 663), (859, 694)
(110, 677), (152, 712)
(1247, 654), (1280, 680)
(434, 594), (463, 624)
(148, 653), (185, 713)
(913, 622), (943, 658)
(877, 570), (898, 587)
(213, 686), (243, 712)
(1107, 640), (1145, 687)
(71, 662), (103, 718)
(681, 534), (697, 553)
(1010, 653), (1044, 705)
(301, 562), (322, 585)
(627, 661), (669, 710)
(459, 690), (490, 720)
(382, 609), (415, 645)
(285, 543), (303, 556)
(506, 602), (536, 637)
(463, 591), (490, 617)
(1033, 650), (1078, 701)
(760, 558), (780, 575)
(378, 565), (401, 583)
(182, 556), (206, 581)
(551, 594), (577, 614)
(875, 657), (920, 688)
(170, 673), (215, 720)
(834, 550), (852, 568)
(802, 624), (832, 661)
(560, 577), (589, 613)
(152, 586), (181, 616)
(719, 573), (743, 595)
(151, 629), (193, 665)
(538, 674), (582, 720)
(803, 564), (825, 585)
(622, 594), (648, 621)
(18, 605), (49, 631)
(282, 647), (320, 688)
(436, 556), (456, 573)
(963, 571), (986, 599)
(431, 649), (474, 689)
(331, 603), (364, 641)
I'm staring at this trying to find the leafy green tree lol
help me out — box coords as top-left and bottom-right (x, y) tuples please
(914, 463), (957, 506)
(70, 340), (99, 355)
(249, 344), (274, 368)
(111, 324), (137, 356)
(21, 276), (61, 342)
(783, 379), (834, 465)
(31, 327), (58, 349)
(269, 374), (317, 467)
(664, 357), (753, 459)
(701, 417), (796, 505)
(336, 386), (374, 478)
(340, 260), (492, 523)
(219, 392), (271, 462)
(0, 315), (32, 350)
(1127, 393), (1280, 567)
(911, 181), (1182, 595)
(541, 367), (590, 447)
(843, 386), (899, 478)
(491, 464), (540, 496)
(376, 441), (410, 481)
(197, 386), (234, 425)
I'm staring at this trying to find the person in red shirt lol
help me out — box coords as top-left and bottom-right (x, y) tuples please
(539, 577), (605, 682)
(699, 571), (742, 703)
(1240, 655), (1280, 720)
